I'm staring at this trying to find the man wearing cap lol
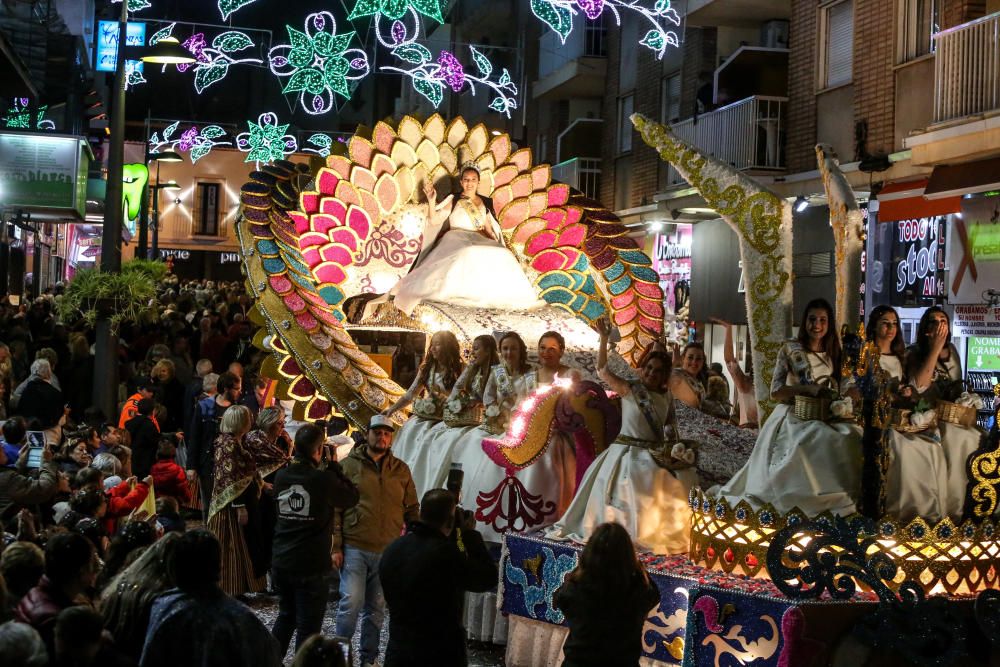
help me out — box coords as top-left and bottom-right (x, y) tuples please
(333, 415), (418, 667)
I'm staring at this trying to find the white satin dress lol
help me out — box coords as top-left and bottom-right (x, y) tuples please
(547, 377), (698, 555)
(713, 344), (864, 516)
(390, 368), (454, 495)
(389, 198), (543, 315)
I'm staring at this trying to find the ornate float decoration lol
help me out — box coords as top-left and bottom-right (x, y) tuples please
(817, 143), (864, 329)
(237, 114), (662, 430)
(632, 113), (792, 420)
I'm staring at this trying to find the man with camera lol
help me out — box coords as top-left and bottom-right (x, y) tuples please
(270, 423), (359, 655)
(378, 486), (499, 667)
(333, 415), (418, 667)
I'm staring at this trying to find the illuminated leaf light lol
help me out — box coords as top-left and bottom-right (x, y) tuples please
(125, 61), (147, 89)
(530, 0), (681, 59)
(302, 133), (334, 157)
(112, 0), (152, 13)
(149, 121), (233, 163)
(236, 113), (298, 166)
(268, 12), (370, 115)
(151, 23), (264, 95)
(349, 0), (447, 49)
(381, 45), (518, 117)
(2, 99), (55, 130)
(218, 0), (257, 21)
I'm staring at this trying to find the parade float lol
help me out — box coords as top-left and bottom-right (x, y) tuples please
(237, 112), (1000, 666)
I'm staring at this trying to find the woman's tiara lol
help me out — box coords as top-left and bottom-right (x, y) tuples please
(460, 160), (480, 175)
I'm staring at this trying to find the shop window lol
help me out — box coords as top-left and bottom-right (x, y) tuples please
(819, 0), (853, 89)
(193, 182), (222, 236)
(661, 73), (681, 124)
(618, 94), (634, 154)
(793, 251), (833, 277)
(898, 0), (937, 63)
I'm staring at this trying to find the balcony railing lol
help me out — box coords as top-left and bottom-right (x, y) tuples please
(933, 11), (1000, 124)
(551, 157), (602, 200)
(667, 96), (786, 185)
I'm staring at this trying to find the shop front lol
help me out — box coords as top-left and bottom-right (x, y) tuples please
(650, 223), (692, 342)
(157, 247), (244, 281)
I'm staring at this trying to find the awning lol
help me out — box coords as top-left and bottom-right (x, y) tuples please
(876, 177), (962, 222)
(924, 157), (1000, 199)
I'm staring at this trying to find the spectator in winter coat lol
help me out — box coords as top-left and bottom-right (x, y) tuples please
(16, 359), (66, 433)
(125, 399), (160, 478)
(118, 379), (156, 430)
(16, 532), (100, 657)
(0, 437), (64, 520)
(150, 438), (190, 505)
(182, 359), (213, 433)
(379, 489), (498, 667)
(186, 371), (241, 514)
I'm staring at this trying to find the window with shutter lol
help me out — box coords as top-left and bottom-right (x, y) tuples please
(823, 0), (854, 89)
(661, 73), (681, 124)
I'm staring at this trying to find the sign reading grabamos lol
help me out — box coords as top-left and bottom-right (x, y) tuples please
(0, 132), (91, 220)
(952, 304), (1000, 338)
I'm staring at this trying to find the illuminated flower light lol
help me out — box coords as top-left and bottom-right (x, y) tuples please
(349, 0), (446, 48)
(146, 24), (263, 94)
(218, 0), (257, 21)
(301, 133), (334, 157)
(2, 100), (55, 130)
(268, 12), (370, 115)
(381, 45), (519, 117)
(531, 0), (681, 59)
(236, 113), (298, 166)
(149, 122), (232, 163)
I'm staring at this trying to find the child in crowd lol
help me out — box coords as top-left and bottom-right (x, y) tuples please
(149, 437), (191, 505)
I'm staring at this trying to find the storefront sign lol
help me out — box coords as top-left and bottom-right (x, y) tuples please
(893, 216), (944, 300)
(949, 195), (1000, 304)
(220, 252), (241, 263)
(0, 133), (90, 219)
(159, 248), (191, 261)
(95, 21), (145, 73)
(967, 336), (1000, 371)
(652, 225), (692, 316)
(952, 304), (1000, 338)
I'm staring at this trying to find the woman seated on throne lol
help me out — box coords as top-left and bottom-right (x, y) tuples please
(383, 164), (543, 316)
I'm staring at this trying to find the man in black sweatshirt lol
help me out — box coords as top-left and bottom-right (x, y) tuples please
(270, 423), (359, 654)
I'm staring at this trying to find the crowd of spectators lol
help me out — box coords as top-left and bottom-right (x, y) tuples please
(0, 278), (516, 667)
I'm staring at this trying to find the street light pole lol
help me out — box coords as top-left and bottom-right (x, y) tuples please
(151, 163), (161, 259)
(94, 0), (128, 422)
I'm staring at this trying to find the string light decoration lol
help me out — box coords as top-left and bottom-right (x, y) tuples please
(125, 61), (147, 89)
(382, 45), (519, 117)
(149, 23), (263, 94)
(149, 122), (232, 163)
(112, 0), (152, 13)
(218, 0), (257, 20)
(348, 0), (445, 48)
(268, 12), (370, 115)
(301, 133), (334, 157)
(530, 0), (681, 59)
(2, 99), (55, 130)
(236, 112), (298, 166)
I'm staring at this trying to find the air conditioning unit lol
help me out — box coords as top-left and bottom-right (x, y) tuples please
(761, 20), (789, 49)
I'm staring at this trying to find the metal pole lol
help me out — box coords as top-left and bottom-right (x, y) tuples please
(151, 162), (160, 259)
(137, 180), (149, 258)
(94, 0), (128, 422)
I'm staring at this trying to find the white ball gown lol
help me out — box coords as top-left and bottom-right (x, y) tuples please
(713, 341), (864, 516)
(388, 196), (543, 315)
(389, 367), (455, 495)
(547, 374), (698, 555)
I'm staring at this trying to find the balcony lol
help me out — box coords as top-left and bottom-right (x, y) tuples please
(666, 95), (787, 185)
(685, 0), (790, 28)
(933, 11), (1000, 124)
(550, 157), (602, 200)
(533, 14), (607, 100)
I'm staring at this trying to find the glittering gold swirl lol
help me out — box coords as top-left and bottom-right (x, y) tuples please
(632, 114), (792, 421)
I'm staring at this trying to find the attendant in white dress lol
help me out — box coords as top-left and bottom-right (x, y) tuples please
(462, 331), (581, 543)
(906, 306), (984, 519)
(405, 334), (499, 496)
(714, 299), (864, 516)
(868, 305), (948, 522)
(382, 330), (463, 495)
(670, 343), (729, 419)
(711, 318), (759, 428)
(548, 318), (697, 554)
(387, 166), (543, 315)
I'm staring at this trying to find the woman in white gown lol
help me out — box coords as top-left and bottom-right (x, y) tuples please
(548, 318), (697, 554)
(387, 165), (543, 316)
(400, 334), (500, 496)
(670, 343), (729, 419)
(714, 299), (864, 516)
(906, 306), (985, 520)
(868, 305), (949, 522)
(382, 330), (464, 494)
(462, 331), (581, 544)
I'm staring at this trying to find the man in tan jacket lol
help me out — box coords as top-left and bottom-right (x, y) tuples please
(333, 415), (418, 667)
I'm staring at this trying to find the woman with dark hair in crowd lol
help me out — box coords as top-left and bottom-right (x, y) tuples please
(554, 522), (660, 667)
(669, 341), (729, 418)
(714, 298), (864, 516)
(100, 532), (181, 661)
(382, 330), (464, 496)
(97, 520), (157, 590)
(550, 317), (697, 554)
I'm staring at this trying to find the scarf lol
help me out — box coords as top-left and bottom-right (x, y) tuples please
(208, 433), (260, 521)
(244, 429), (290, 479)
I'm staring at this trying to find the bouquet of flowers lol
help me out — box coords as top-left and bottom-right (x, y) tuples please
(412, 396), (441, 419)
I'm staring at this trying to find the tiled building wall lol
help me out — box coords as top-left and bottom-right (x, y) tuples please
(853, 0), (896, 158)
